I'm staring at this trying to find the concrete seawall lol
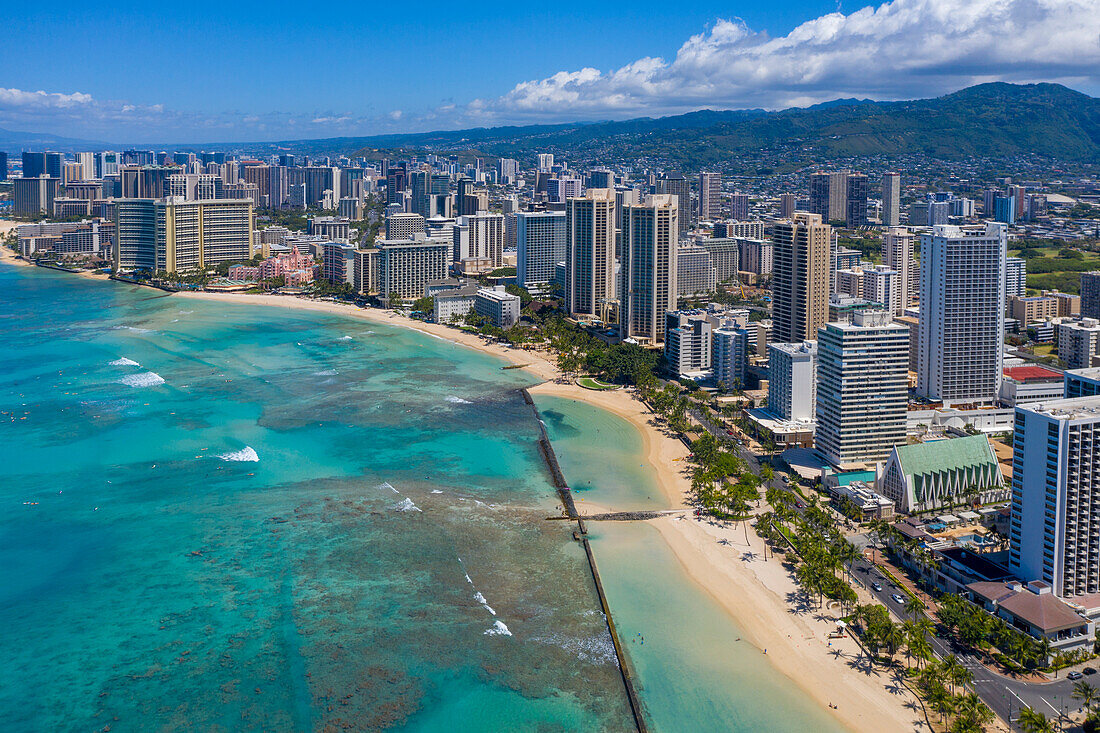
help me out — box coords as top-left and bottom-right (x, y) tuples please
(520, 387), (648, 733)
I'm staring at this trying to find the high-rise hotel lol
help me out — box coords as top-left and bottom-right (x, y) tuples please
(565, 188), (616, 321)
(772, 212), (831, 344)
(620, 194), (678, 344)
(1010, 396), (1100, 598)
(916, 223), (1006, 406)
(114, 198), (256, 273)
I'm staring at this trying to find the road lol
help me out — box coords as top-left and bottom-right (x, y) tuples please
(849, 549), (1086, 730)
(689, 404), (1088, 731)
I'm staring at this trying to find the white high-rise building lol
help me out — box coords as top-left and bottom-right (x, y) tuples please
(1057, 319), (1100, 369)
(537, 153), (554, 172)
(1006, 257), (1027, 302)
(816, 309), (908, 467)
(453, 212), (505, 268)
(881, 227), (916, 314)
(917, 223), (1007, 406)
(768, 341), (817, 422)
(565, 189), (616, 321)
(620, 194), (678, 344)
(1010, 396), (1100, 598)
(881, 172), (901, 227)
(665, 311), (713, 376)
(861, 265), (901, 316)
(516, 211), (566, 289)
(713, 322), (751, 390)
(698, 172), (720, 220)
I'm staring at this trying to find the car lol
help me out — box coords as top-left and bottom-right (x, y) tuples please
(726, 430), (734, 435)
(1084, 667), (1097, 676)
(1069, 671), (1084, 680)
(872, 583), (883, 592)
(891, 594), (905, 604)
(794, 501), (804, 509)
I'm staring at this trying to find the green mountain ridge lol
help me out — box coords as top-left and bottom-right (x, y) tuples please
(332, 82), (1100, 165)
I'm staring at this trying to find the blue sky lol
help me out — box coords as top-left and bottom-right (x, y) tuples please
(2, 0), (1098, 143)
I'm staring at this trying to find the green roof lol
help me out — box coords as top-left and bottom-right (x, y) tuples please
(894, 435), (997, 477)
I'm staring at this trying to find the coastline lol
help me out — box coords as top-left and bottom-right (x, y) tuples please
(1, 265), (923, 731)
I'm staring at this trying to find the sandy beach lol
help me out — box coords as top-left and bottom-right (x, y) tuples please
(3, 274), (929, 731)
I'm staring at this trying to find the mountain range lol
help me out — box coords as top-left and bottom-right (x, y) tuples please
(4, 83), (1098, 166)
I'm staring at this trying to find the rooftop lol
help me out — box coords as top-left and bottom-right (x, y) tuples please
(1021, 395), (1100, 420)
(1003, 365), (1063, 383)
(892, 434), (998, 477)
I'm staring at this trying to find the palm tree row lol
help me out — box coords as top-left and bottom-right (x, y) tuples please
(913, 656), (994, 732)
(936, 594), (1051, 671)
(756, 490), (860, 611)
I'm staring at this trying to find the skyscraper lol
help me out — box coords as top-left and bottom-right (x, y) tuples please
(698, 172), (720, 221)
(809, 171), (848, 223)
(917, 223), (1007, 405)
(772, 212), (831, 344)
(114, 198), (255, 273)
(730, 193), (750, 222)
(656, 176), (691, 233)
(565, 189), (616, 321)
(1009, 396), (1100, 598)
(881, 227), (916, 314)
(620, 195), (678, 344)
(779, 193), (796, 219)
(516, 211), (566, 289)
(815, 309), (908, 467)
(845, 173), (868, 227)
(881, 172), (901, 227)
(1081, 272), (1100, 319)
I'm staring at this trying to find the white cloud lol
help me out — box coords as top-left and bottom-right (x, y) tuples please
(0, 88), (93, 108)
(478, 0), (1100, 121)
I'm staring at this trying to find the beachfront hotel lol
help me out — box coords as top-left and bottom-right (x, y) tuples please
(565, 188), (616, 322)
(815, 309), (908, 468)
(619, 194), (678, 345)
(376, 235), (450, 302)
(515, 211), (566, 290)
(114, 198), (257, 274)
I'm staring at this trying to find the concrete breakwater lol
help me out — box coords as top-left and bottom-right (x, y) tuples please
(520, 387), (649, 733)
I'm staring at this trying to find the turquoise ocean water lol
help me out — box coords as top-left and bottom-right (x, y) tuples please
(0, 265), (632, 731)
(536, 395), (847, 733)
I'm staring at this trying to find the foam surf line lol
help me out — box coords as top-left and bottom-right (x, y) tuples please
(109, 357), (140, 366)
(445, 396), (472, 404)
(218, 446), (259, 462)
(457, 557), (501, 619)
(118, 372), (165, 388)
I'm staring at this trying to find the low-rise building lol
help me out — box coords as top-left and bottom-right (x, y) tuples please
(474, 285), (521, 328)
(880, 435), (1007, 514)
(999, 365), (1066, 407)
(434, 284), (479, 323)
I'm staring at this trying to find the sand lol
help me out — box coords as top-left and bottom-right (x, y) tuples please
(5, 277), (931, 731)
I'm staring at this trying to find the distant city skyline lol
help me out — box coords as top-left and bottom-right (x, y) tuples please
(4, 0), (1099, 143)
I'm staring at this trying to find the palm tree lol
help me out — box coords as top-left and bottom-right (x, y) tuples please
(927, 685), (954, 723)
(904, 595), (925, 618)
(1018, 706), (1054, 733)
(1073, 680), (1098, 714)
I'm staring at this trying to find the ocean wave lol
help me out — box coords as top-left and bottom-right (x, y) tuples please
(431, 489), (443, 494)
(379, 482), (400, 494)
(473, 592), (496, 616)
(393, 497), (421, 512)
(218, 446), (259, 462)
(484, 620), (512, 637)
(313, 369), (338, 376)
(118, 372), (165, 388)
(109, 357), (140, 367)
(113, 325), (153, 334)
(338, 335), (353, 341)
(529, 633), (617, 665)
(446, 396), (472, 405)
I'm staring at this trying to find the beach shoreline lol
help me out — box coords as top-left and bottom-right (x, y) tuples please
(2, 266), (924, 731)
